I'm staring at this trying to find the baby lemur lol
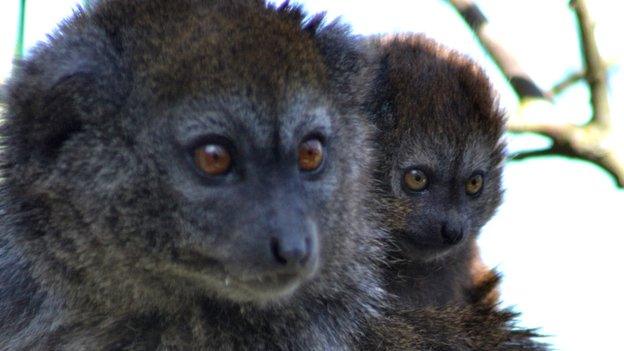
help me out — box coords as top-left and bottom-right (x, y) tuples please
(368, 34), (506, 308)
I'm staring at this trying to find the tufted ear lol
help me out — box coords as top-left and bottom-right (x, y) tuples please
(456, 61), (505, 125)
(24, 73), (92, 159)
(3, 9), (128, 166)
(312, 21), (374, 112)
(364, 44), (400, 133)
(265, 2), (372, 112)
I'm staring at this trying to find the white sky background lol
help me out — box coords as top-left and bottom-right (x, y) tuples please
(1, 1), (623, 350)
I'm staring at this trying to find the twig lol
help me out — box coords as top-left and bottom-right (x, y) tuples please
(511, 148), (555, 161)
(548, 71), (584, 96)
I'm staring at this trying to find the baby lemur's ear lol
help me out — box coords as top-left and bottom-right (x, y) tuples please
(4, 9), (128, 165)
(358, 36), (401, 133)
(456, 61), (506, 140)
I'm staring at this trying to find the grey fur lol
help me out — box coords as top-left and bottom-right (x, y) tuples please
(0, 1), (383, 349)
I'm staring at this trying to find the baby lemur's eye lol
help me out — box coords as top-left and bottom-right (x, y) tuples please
(465, 173), (484, 196)
(194, 144), (232, 176)
(298, 138), (324, 172)
(403, 168), (428, 192)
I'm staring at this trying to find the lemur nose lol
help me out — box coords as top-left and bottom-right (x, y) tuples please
(440, 223), (464, 245)
(270, 236), (312, 268)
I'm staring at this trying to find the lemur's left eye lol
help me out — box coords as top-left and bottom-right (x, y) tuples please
(465, 173), (484, 196)
(298, 138), (324, 172)
(403, 168), (428, 192)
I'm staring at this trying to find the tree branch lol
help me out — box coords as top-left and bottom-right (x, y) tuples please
(508, 120), (624, 186)
(448, 0), (623, 187)
(447, 0), (547, 99)
(570, 0), (610, 128)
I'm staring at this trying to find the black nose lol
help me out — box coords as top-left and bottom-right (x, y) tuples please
(440, 223), (464, 245)
(270, 236), (312, 268)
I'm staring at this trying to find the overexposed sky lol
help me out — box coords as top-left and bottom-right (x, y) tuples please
(1, 1), (623, 350)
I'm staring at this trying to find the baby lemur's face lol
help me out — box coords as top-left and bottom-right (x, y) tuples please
(382, 130), (503, 261)
(373, 36), (506, 262)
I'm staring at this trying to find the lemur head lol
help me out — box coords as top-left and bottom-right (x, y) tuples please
(3, 0), (378, 310)
(371, 35), (506, 262)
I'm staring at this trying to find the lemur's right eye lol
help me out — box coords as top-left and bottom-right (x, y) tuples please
(194, 144), (232, 176)
(403, 168), (428, 192)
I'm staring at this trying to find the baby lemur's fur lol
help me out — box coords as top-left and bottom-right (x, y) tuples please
(366, 272), (544, 350)
(0, 0), (544, 349)
(368, 34), (506, 308)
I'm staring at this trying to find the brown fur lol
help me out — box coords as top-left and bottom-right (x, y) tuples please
(364, 273), (544, 350)
(361, 34), (545, 350)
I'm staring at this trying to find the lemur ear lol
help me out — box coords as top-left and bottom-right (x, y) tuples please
(313, 22), (374, 111)
(455, 62), (506, 144)
(4, 9), (128, 165)
(457, 62), (515, 124)
(28, 73), (91, 158)
(365, 47), (400, 133)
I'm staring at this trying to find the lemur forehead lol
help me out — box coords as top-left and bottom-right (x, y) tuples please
(99, 0), (329, 102)
(395, 129), (501, 172)
(170, 93), (333, 146)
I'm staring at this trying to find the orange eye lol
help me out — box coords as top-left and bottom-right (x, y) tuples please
(403, 169), (428, 191)
(465, 173), (484, 195)
(298, 138), (324, 172)
(194, 144), (231, 176)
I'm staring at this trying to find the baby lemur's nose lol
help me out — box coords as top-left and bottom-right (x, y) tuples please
(440, 222), (464, 245)
(270, 236), (312, 268)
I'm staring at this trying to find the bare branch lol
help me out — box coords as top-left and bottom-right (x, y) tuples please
(511, 148), (556, 161)
(447, 0), (623, 187)
(548, 71), (585, 96)
(447, 0), (547, 99)
(570, 0), (610, 128)
(508, 121), (624, 186)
